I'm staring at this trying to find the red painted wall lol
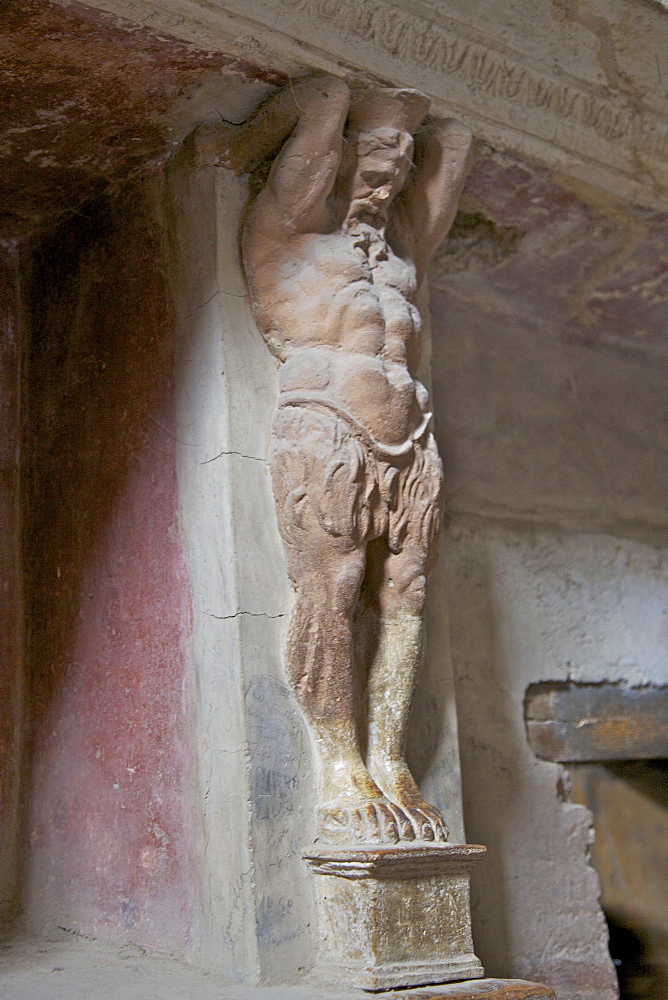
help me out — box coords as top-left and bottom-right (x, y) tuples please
(22, 175), (200, 952)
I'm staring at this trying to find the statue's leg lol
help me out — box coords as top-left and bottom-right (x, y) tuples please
(285, 542), (413, 844)
(364, 542), (447, 841)
(270, 405), (414, 845)
(364, 435), (447, 841)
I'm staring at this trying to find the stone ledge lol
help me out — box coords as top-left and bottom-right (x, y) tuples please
(0, 934), (556, 999)
(398, 980), (556, 999)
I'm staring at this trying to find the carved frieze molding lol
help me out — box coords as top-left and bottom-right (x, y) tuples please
(76, 0), (668, 204)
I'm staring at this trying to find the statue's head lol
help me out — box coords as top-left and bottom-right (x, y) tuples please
(349, 127), (414, 214)
(343, 87), (429, 220)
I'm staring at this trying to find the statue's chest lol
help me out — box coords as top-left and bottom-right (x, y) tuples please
(301, 234), (416, 300)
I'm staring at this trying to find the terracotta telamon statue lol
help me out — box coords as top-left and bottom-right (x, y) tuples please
(233, 76), (472, 845)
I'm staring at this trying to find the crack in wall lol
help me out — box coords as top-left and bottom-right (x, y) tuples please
(205, 610), (287, 621)
(200, 449), (265, 465)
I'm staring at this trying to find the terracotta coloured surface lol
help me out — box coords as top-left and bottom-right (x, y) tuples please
(406, 981), (555, 999)
(240, 77), (472, 848)
(304, 843), (486, 876)
(22, 174), (198, 951)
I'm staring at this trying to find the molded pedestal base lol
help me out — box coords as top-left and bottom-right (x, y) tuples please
(304, 844), (486, 991)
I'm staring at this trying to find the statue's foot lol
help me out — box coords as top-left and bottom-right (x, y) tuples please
(369, 759), (449, 843)
(394, 801), (449, 843)
(315, 751), (446, 846)
(317, 798), (417, 845)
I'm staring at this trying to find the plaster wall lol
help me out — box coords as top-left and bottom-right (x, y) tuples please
(431, 153), (668, 536)
(441, 523), (665, 999)
(168, 151), (303, 982)
(429, 152), (668, 1000)
(12, 99), (468, 983)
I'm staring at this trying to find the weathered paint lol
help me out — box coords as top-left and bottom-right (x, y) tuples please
(0, 0), (284, 243)
(22, 174), (200, 953)
(431, 152), (668, 535)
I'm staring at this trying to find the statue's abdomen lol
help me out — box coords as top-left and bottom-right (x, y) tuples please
(280, 348), (423, 448)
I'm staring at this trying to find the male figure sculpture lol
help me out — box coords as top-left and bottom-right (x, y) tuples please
(235, 76), (472, 845)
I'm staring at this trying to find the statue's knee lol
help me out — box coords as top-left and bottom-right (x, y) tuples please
(406, 572), (427, 614)
(333, 558), (365, 611)
(392, 565), (426, 615)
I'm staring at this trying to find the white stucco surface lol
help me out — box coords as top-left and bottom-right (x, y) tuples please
(440, 519), (667, 999)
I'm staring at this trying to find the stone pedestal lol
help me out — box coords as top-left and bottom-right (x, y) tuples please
(304, 844), (486, 991)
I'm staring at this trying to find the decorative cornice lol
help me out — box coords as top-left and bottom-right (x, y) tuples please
(75, 0), (668, 207)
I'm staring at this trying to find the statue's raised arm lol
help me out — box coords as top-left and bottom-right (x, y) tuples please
(396, 118), (473, 285)
(238, 75), (350, 236)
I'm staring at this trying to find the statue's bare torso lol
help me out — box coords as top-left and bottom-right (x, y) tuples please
(245, 226), (426, 447)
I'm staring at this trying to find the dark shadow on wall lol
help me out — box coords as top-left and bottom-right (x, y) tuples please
(0, 246), (24, 928)
(608, 918), (668, 1000)
(23, 176), (174, 733)
(16, 171), (199, 948)
(524, 682), (668, 998)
